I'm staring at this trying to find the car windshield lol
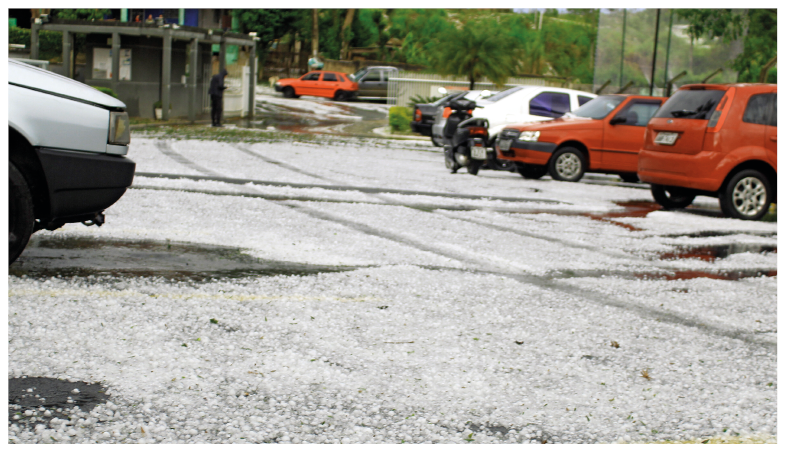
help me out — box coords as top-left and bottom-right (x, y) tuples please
(350, 68), (368, 81)
(654, 89), (725, 120)
(483, 86), (524, 102)
(571, 95), (625, 119)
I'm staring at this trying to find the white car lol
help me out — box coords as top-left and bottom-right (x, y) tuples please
(8, 59), (135, 263)
(471, 86), (596, 143)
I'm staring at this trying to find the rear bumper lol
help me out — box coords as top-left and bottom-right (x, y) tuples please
(637, 149), (721, 192)
(36, 147), (136, 223)
(411, 121), (433, 136)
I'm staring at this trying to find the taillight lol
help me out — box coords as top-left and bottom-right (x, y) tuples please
(707, 88), (735, 132)
(467, 126), (487, 136)
(443, 107), (452, 118)
(467, 110), (473, 115)
(414, 109), (422, 122)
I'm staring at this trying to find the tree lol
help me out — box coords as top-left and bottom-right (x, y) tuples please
(340, 9), (355, 60)
(52, 9), (112, 21)
(432, 18), (523, 89)
(233, 9), (307, 63)
(676, 9), (777, 83)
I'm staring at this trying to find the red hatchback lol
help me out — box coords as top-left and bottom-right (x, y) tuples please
(496, 95), (665, 182)
(274, 71), (358, 101)
(638, 84), (777, 220)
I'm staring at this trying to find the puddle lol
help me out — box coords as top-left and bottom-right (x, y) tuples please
(549, 269), (776, 281)
(634, 269), (777, 281)
(662, 230), (778, 239)
(8, 377), (108, 427)
(10, 236), (358, 281)
(660, 244), (777, 262)
(583, 201), (661, 231)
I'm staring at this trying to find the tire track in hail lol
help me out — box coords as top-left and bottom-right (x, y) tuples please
(155, 140), (223, 178)
(276, 201), (775, 351)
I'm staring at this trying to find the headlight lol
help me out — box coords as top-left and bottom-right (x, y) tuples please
(518, 131), (540, 142)
(109, 111), (130, 145)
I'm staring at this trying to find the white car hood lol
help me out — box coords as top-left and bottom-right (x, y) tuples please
(8, 59), (126, 109)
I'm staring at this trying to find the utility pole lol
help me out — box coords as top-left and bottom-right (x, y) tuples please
(649, 9), (661, 96)
(619, 9), (627, 90)
(312, 9), (319, 58)
(662, 9), (674, 90)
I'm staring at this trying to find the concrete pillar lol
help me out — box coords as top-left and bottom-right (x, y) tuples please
(62, 31), (73, 78)
(189, 38), (199, 122)
(121, 9), (128, 22)
(218, 39), (227, 75)
(161, 29), (172, 120)
(179, 9), (185, 26)
(30, 23), (40, 60)
(248, 43), (256, 120)
(111, 33), (121, 93)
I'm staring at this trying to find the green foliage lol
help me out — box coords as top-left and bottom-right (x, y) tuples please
(431, 18), (523, 89)
(676, 9), (777, 83)
(407, 94), (443, 108)
(91, 86), (118, 98)
(52, 9), (113, 21)
(676, 9), (748, 42)
(8, 27), (65, 61)
(233, 9), (307, 65)
(388, 106), (412, 132)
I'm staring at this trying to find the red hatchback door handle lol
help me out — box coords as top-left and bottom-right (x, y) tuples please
(771, 136), (777, 142)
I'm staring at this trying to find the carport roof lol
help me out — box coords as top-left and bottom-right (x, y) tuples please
(40, 19), (258, 46)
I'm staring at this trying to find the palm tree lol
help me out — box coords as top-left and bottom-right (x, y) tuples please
(432, 18), (523, 89)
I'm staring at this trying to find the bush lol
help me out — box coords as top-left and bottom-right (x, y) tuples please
(91, 86), (118, 98)
(9, 27), (67, 61)
(389, 106), (413, 133)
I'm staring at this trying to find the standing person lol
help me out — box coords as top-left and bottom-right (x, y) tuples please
(209, 68), (228, 127)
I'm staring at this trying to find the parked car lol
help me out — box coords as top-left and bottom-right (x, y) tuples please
(274, 70), (358, 101)
(496, 94), (666, 181)
(8, 59), (136, 263)
(430, 90), (498, 146)
(638, 83), (777, 220)
(471, 86), (597, 144)
(410, 92), (463, 139)
(350, 66), (398, 101)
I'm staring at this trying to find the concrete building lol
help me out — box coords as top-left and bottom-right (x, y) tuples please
(28, 18), (258, 120)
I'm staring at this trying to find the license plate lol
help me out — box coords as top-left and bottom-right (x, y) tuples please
(654, 132), (679, 145)
(499, 138), (512, 151)
(471, 146), (487, 159)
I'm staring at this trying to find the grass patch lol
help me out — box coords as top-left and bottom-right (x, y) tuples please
(760, 203), (776, 222)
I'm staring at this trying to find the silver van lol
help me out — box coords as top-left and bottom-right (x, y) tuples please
(350, 66), (398, 101)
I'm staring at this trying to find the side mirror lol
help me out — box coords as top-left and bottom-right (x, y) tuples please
(609, 116), (626, 125)
(437, 87), (447, 95)
(480, 90), (491, 97)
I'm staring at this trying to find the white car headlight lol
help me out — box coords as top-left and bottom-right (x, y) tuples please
(108, 111), (130, 145)
(518, 131), (540, 142)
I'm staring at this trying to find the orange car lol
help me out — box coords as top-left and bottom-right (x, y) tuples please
(274, 71), (358, 101)
(638, 83), (777, 220)
(496, 94), (666, 181)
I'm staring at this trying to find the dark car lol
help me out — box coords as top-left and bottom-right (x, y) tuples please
(410, 92), (462, 138)
(350, 66), (398, 101)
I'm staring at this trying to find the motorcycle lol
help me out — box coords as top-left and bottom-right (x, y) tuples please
(444, 113), (516, 175)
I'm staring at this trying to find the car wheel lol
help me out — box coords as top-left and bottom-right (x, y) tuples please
(9, 162), (34, 264)
(467, 160), (482, 176)
(650, 184), (695, 210)
(515, 163), (548, 179)
(548, 147), (586, 182)
(333, 90), (346, 101)
(620, 173), (639, 183)
(283, 87), (296, 98)
(718, 169), (771, 221)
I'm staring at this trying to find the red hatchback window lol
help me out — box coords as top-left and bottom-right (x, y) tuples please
(323, 72), (338, 82)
